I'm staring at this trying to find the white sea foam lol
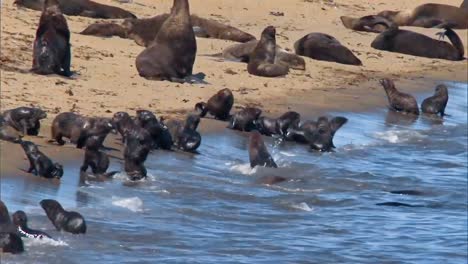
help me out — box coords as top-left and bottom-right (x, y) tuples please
(374, 130), (426, 144)
(23, 237), (69, 247)
(229, 163), (257, 175)
(112, 197), (143, 212)
(291, 202), (313, 212)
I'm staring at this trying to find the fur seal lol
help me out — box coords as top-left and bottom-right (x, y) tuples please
(14, 0), (136, 19)
(371, 26), (465, 61)
(340, 15), (394, 33)
(31, 0), (72, 77)
(377, 3), (468, 29)
(189, 15), (255, 42)
(255, 111), (301, 137)
(220, 40), (306, 70)
(166, 114), (201, 152)
(40, 199), (86, 234)
(80, 22), (128, 38)
(421, 85), (449, 116)
(249, 131), (277, 168)
(379, 79), (419, 115)
(195, 88), (234, 121)
(20, 140), (64, 179)
(12, 211), (52, 240)
(248, 26), (289, 77)
(135, 110), (173, 150)
(80, 135), (117, 181)
(0, 201), (24, 254)
(462, 0), (468, 10)
(0, 117), (22, 143)
(228, 107), (262, 132)
(2, 107), (47, 136)
(51, 112), (114, 148)
(124, 124), (152, 180)
(294, 33), (362, 65)
(135, 0), (197, 83)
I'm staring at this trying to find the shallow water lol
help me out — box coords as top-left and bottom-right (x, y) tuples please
(1, 82), (467, 263)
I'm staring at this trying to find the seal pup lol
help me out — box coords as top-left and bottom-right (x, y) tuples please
(20, 140), (64, 179)
(31, 0), (72, 77)
(421, 85), (449, 116)
(0, 201), (24, 254)
(112, 112), (135, 144)
(249, 131), (277, 168)
(371, 26), (465, 61)
(12, 211), (52, 240)
(2, 107), (47, 136)
(340, 15), (394, 33)
(0, 117), (22, 143)
(14, 0), (136, 19)
(124, 125), (152, 180)
(195, 88), (234, 121)
(294, 33), (362, 65)
(80, 22), (128, 38)
(40, 199), (86, 234)
(135, 110), (173, 150)
(80, 135), (117, 181)
(228, 107), (262, 132)
(166, 114), (201, 152)
(247, 26), (289, 77)
(379, 79), (419, 115)
(135, 0), (198, 83)
(190, 15), (255, 43)
(377, 3), (468, 29)
(255, 111), (301, 137)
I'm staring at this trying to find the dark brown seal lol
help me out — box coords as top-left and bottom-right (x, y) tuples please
(371, 25), (464, 61)
(80, 22), (128, 38)
(247, 26), (289, 77)
(40, 199), (86, 234)
(2, 107), (47, 136)
(31, 0), (72, 77)
(124, 123), (152, 180)
(462, 0), (468, 10)
(340, 15), (394, 33)
(228, 107), (262, 132)
(294, 33), (362, 65)
(80, 135), (117, 180)
(249, 131), (277, 168)
(134, 110), (173, 150)
(20, 140), (63, 179)
(135, 0), (197, 82)
(166, 114), (201, 152)
(14, 0), (136, 19)
(195, 88), (234, 121)
(380, 79), (419, 115)
(0, 201), (24, 254)
(377, 3), (468, 29)
(421, 84), (449, 116)
(255, 111), (301, 137)
(190, 15), (255, 42)
(0, 117), (22, 143)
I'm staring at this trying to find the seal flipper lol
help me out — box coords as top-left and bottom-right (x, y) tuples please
(440, 28), (465, 59)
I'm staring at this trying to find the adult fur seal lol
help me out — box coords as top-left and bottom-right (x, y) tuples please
(0, 201), (24, 254)
(31, 0), (72, 77)
(166, 114), (201, 152)
(2, 107), (46, 136)
(379, 79), (419, 115)
(254, 111), (301, 137)
(40, 199), (86, 234)
(421, 84), (449, 116)
(12, 211), (52, 240)
(247, 26), (289, 77)
(135, 0), (197, 83)
(377, 3), (468, 29)
(195, 88), (234, 121)
(294, 33), (362, 65)
(20, 140), (64, 179)
(220, 40), (306, 70)
(228, 107), (262, 132)
(340, 15), (394, 33)
(371, 25), (465, 61)
(14, 0), (136, 19)
(249, 131), (277, 168)
(134, 110), (173, 150)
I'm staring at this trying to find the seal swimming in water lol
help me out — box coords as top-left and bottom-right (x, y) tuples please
(254, 111), (301, 137)
(166, 114), (201, 152)
(0, 201), (24, 254)
(134, 110), (173, 150)
(247, 26), (289, 77)
(2, 107), (47, 136)
(12, 211), (52, 240)
(379, 79), (419, 115)
(371, 25), (464, 61)
(249, 131), (277, 168)
(14, 0), (136, 19)
(195, 88), (234, 121)
(135, 0), (198, 83)
(228, 107), (262, 132)
(421, 84), (449, 116)
(20, 140), (64, 179)
(31, 0), (72, 77)
(294, 33), (362, 65)
(340, 15), (394, 33)
(40, 199), (86, 234)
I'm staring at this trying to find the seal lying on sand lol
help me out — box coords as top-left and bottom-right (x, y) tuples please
(248, 26), (289, 77)
(254, 111), (301, 137)
(80, 14), (254, 46)
(219, 40), (306, 70)
(371, 25), (465, 61)
(421, 84), (449, 116)
(2, 107), (46, 136)
(40, 199), (86, 234)
(14, 0), (136, 19)
(12, 211), (52, 240)
(135, 0), (197, 83)
(195, 88), (234, 121)
(134, 110), (173, 150)
(379, 79), (419, 115)
(340, 15), (394, 33)
(20, 140), (64, 179)
(31, 0), (72, 77)
(249, 131), (277, 168)
(228, 107), (262, 132)
(166, 114), (201, 152)
(294, 33), (362, 65)
(0, 201), (24, 254)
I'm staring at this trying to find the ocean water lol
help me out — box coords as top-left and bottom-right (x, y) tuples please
(1, 82), (467, 263)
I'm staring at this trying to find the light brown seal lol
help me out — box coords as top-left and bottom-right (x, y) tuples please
(380, 79), (419, 115)
(195, 88), (234, 121)
(249, 131), (277, 168)
(421, 85), (449, 116)
(340, 15), (394, 33)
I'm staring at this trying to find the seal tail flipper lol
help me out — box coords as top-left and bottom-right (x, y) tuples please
(441, 28), (465, 59)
